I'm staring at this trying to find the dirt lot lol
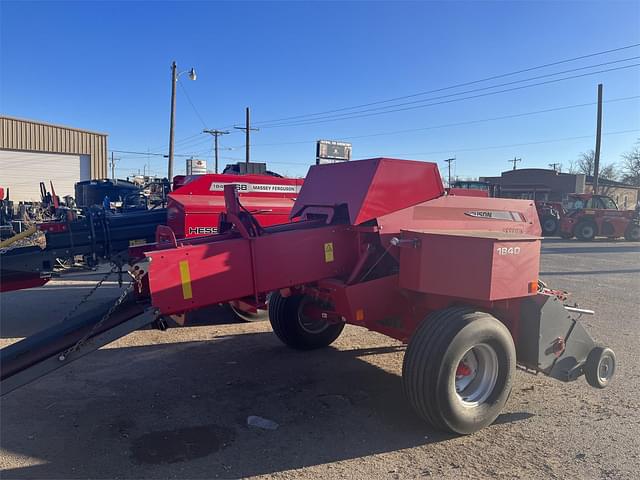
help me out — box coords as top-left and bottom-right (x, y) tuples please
(1, 239), (639, 479)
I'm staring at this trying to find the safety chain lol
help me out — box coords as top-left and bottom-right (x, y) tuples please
(58, 278), (134, 361)
(55, 265), (118, 327)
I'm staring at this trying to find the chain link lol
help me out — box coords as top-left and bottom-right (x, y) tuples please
(58, 277), (134, 361)
(55, 265), (118, 326)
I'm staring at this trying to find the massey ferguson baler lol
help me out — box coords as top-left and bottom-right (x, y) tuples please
(1, 158), (615, 435)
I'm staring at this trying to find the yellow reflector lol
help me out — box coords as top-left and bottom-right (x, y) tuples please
(179, 260), (193, 300)
(356, 309), (364, 321)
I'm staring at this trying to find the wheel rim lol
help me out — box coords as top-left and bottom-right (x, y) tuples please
(598, 355), (615, 383)
(297, 298), (329, 334)
(454, 343), (499, 407)
(230, 304), (269, 322)
(543, 219), (556, 232)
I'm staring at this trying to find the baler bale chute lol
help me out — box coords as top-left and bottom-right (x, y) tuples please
(0, 158), (616, 435)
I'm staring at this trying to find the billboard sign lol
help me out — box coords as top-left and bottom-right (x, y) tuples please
(316, 140), (352, 165)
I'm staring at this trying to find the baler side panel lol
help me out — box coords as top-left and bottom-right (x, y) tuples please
(398, 231), (540, 301)
(146, 225), (360, 315)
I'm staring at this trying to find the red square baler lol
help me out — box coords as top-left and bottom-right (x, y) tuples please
(1, 158), (615, 436)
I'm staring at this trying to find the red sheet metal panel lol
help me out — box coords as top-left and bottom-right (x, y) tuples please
(398, 230), (540, 301)
(167, 173), (303, 238)
(377, 195), (541, 239)
(146, 225), (359, 315)
(291, 158), (444, 225)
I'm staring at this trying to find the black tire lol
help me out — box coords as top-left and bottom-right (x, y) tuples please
(268, 292), (344, 350)
(584, 346), (616, 389)
(574, 220), (597, 241)
(402, 307), (516, 435)
(541, 215), (559, 236)
(624, 223), (640, 242)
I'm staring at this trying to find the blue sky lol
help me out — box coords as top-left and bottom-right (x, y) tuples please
(1, 0), (639, 179)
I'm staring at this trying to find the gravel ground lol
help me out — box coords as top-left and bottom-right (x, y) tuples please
(0, 239), (639, 479)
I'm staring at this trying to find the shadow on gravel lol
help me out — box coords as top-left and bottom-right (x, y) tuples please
(540, 268), (640, 276)
(0, 331), (532, 479)
(541, 245), (640, 255)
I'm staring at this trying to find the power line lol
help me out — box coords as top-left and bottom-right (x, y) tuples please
(227, 95), (640, 149)
(363, 128), (640, 158)
(110, 149), (192, 157)
(258, 61), (640, 128)
(250, 43), (640, 126)
(178, 77), (208, 129)
(211, 128), (640, 169)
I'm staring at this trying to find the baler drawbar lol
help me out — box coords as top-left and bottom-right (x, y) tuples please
(0, 158), (616, 435)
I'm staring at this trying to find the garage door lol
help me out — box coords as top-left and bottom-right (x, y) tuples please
(0, 150), (90, 202)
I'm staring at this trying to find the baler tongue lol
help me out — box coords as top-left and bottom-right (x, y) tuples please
(290, 158), (445, 225)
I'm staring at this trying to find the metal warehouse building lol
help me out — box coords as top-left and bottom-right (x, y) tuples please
(0, 116), (108, 202)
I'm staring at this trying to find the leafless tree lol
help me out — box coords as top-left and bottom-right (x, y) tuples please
(621, 141), (640, 187)
(575, 149), (618, 180)
(577, 150), (596, 176)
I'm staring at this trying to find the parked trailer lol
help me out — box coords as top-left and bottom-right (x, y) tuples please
(0, 158), (615, 435)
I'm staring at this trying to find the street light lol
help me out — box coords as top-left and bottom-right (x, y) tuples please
(167, 61), (197, 184)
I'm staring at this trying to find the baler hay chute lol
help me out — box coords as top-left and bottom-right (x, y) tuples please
(1, 158), (616, 435)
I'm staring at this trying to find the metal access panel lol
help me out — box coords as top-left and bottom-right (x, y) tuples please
(398, 230), (540, 301)
(291, 158), (445, 226)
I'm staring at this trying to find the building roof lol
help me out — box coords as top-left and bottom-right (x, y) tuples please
(585, 175), (640, 189)
(0, 115), (107, 136)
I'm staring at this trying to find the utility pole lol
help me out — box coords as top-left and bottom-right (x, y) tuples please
(444, 158), (455, 187)
(203, 129), (230, 173)
(548, 162), (561, 172)
(509, 157), (522, 170)
(168, 61), (177, 182)
(234, 107), (259, 167)
(109, 152), (120, 180)
(593, 83), (603, 194)
(167, 61), (197, 183)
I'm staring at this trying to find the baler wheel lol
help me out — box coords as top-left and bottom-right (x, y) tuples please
(584, 346), (616, 388)
(229, 304), (270, 322)
(268, 292), (344, 350)
(402, 307), (516, 435)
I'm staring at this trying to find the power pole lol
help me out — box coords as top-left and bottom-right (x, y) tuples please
(444, 158), (455, 187)
(234, 107), (259, 167)
(168, 61), (178, 182)
(549, 162), (561, 172)
(509, 157), (522, 170)
(109, 152), (120, 179)
(203, 129), (230, 173)
(593, 83), (603, 194)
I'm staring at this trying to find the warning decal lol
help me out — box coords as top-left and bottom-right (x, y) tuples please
(324, 242), (334, 263)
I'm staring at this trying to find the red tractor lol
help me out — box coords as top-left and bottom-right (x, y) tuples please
(558, 193), (640, 241)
